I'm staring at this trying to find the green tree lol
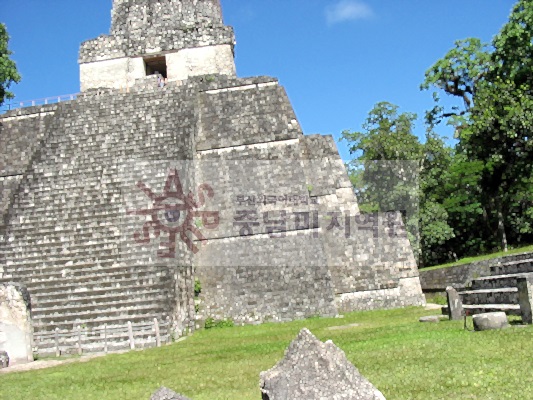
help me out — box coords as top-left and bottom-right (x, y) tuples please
(342, 102), (455, 266)
(421, 38), (491, 130)
(418, 133), (457, 265)
(342, 101), (422, 215)
(422, 0), (533, 252)
(0, 23), (21, 106)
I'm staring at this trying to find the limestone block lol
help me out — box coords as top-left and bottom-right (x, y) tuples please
(166, 44), (236, 82)
(150, 386), (191, 400)
(335, 277), (425, 313)
(473, 312), (509, 331)
(111, 0), (224, 36)
(446, 286), (464, 320)
(0, 283), (33, 365)
(517, 274), (533, 324)
(80, 57), (145, 91)
(260, 328), (386, 400)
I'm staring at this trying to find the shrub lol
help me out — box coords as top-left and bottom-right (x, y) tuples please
(204, 317), (234, 329)
(194, 279), (201, 297)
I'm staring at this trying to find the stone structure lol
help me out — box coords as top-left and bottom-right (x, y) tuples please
(517, 274), (533, 324)
(79, 0), (235, 91)
(419, 251), (533, 293)
(472, 312), (509, 331)
(440, 257), (533, 317)
(446, 286), (464, 321)
(260, 328), (386, 400)
(150, 387), (191, 400)
(0, 283), (33, 364)
(0, 0), (424, 355)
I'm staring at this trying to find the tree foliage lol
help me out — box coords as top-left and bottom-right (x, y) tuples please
(343, 0), (533, 266)
(0, 23), (21, 106)
(421, 38), (491, 129)
(342, 102), (455, 266)
(421, 0), (533, 253)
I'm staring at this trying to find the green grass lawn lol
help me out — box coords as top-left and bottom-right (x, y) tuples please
(420, 244), (533, 271)
(1, 307), (532, 400)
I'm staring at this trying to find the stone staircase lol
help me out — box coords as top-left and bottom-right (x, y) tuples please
(448, 258), (533, 316)
(0, 252), (178, 355)
(0, 87), (197, 355)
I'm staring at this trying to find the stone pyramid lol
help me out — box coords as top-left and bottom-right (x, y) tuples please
(0, 0), (424, 355)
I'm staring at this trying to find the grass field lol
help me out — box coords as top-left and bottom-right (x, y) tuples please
(420, 244), (533, 271)
(1, 306), (532, 400)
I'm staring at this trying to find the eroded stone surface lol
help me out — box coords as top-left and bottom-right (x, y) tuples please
(150, 386), (191, 400)
(260, 328), (386, 400)
(446, 286), (464, 320)
(517, 275), (533, 324)
(473, 312), (509, 331)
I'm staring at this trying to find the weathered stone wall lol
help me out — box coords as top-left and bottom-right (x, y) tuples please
(197, 81), (299, 151)
(79, 0), (235, 91)
(0, 283), (33, 364)
(111, 0), (224, 36)
(80, 57), (146, 92)
(188, 79), (423, 321)
(80, 44), (236, 91)
(79, 0), (235, 67)
(165, 44), (235, 82)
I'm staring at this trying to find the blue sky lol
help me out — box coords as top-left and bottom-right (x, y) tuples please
(1, 0), (516, 160)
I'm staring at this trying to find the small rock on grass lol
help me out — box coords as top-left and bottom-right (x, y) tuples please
(473, 312), (509, 331)
(150, 386), (191, 400)
(260, 328), (386, 400)
(419, 316), (441, 323)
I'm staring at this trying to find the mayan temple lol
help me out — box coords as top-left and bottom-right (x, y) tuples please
(0, 0), (425, 356)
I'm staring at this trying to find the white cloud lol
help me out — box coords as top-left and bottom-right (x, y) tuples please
(326, 0), (374, 25)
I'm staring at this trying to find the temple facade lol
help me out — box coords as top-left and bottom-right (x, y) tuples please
(0, 0), (425, 355)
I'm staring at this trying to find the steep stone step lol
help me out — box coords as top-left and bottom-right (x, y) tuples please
(35, 332), (172, 356)
(4, 213), (124, 232)
(1, 262), (153, 278)
(30, 284), (171, 302)
(1, 263), (177, 283)
(25, 277), (171, 296)
(12, 268), (171, 287)
(2, 242), (120, 260)
(491, 259), (533, 276)
(32, 297), (170, 320)
(1, 262), (169, 283)
(471, 272), (533, 290)
(32, 305), (170, 332)
(33, 290), (171, 312)
(2, 252), (153, 269)
(459, 287), (518, 305)
(441, 303), (521, 316)
(5, 214), (123, 230)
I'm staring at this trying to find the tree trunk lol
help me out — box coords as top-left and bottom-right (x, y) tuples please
(495, 196), (508, 252)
